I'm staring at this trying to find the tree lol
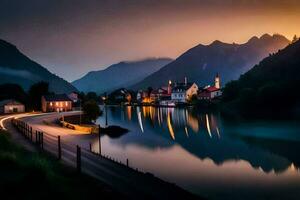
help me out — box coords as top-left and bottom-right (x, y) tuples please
(292, 35), (299, 43)
(83, 100), (101, 122)
(0, 84), (28, 104)
(147, 87), (153, 97)
(86, 92), (99, 102)
(28, 82), (49, 111)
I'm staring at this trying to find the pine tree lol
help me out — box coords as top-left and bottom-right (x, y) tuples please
(292, 35), (299, 43)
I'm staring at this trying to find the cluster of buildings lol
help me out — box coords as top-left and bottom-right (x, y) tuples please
(0, 75), (222, 114)
(137, 74), (222, 106)
(0, 92), (79, 114)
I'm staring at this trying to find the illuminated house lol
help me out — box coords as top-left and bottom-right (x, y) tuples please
(171, 77), (198, 103)
(198, 74), (222, 100)
(0, 99), (25, 113)
(41, 94), (72, 112)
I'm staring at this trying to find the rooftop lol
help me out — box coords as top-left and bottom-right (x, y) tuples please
(43, 94), (72, 102)
(0, 99), (24, 106)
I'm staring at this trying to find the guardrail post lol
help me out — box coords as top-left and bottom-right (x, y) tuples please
(76, 145), (81, 173)
(41, 132), (44, 150)
(30, 127), (33, 141)
(89, 143), (92, 152)
(58, 136), (61, 160)
(35, 131), (38, 144)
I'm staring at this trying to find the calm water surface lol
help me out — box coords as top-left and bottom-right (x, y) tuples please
(93, 106), (300, 200)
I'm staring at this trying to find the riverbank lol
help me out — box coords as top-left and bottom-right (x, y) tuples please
(0, 130), (124, 199)
(6, 112), (203, 200)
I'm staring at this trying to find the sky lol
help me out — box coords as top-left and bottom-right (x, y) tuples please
(0, 0), (300, 81)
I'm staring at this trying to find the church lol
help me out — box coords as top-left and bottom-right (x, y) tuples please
(198, 74), (222, 100)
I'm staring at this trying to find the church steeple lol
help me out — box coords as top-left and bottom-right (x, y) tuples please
(215, 73), (220, 89)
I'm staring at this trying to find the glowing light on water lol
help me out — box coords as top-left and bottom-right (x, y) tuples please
(167, 110), (175, 140)
(185, 126), (189, 137)
(206, 114), (212, 138)
(216, 127), (220, 138)
(137, 107), (144, 133)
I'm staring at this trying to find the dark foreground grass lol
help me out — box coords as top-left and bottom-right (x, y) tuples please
(0, 130), (124, 200)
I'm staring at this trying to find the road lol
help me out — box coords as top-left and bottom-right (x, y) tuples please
(0, 112), (200, 200)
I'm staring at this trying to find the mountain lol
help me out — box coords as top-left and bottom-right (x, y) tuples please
(132, 34), (290, 90)
(222, 38), (300, 118)
(72, 58), (173, 93)
(0, 39), (77, 94)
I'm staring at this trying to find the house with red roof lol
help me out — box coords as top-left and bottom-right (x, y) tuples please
(198, 74), (222, 100)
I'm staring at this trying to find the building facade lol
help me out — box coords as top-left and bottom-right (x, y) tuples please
(41, 94), (73, 112)
(171, 78), (198, 103)
(198, 74), (222, 100)
(0, 99), (25, 114)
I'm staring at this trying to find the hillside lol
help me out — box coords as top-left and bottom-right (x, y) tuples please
(222, 39), (300, 118)
(0, 39), (77, 94)
(72, 58), (172, 93)
(132, 34), (290, 90)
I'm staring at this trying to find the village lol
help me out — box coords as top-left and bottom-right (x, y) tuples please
(135, 73), (222, 106)
(0, 74), (222, 115)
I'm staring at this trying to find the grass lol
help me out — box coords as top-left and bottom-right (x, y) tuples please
(0, 130), (124, 200)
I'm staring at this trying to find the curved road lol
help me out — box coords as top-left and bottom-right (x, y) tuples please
(0, 112), (199, 200)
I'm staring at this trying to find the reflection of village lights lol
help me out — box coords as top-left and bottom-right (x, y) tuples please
(137, 107), (144, 133)
(184, 126), (189, 137)
(142, 106), (147, 118)
(167, 111), (175, 140)
(127, 106), (132, 121)
(290, 163), (296, 171)
(187, 113), (199, 133)
(206, 114), (212, 138)
(216, 127), (220, 138)
(157, 108), (161, 126)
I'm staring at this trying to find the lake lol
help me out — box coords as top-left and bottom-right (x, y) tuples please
(93, 106), (300, 200)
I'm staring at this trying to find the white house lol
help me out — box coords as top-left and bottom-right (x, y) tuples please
(171, 78), (198, 103)
(0, 99), (25, 114)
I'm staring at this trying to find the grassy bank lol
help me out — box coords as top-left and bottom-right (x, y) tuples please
(0, 130), (124, 200)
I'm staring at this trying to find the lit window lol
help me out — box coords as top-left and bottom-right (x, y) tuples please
(60, 102), (63, 106)
(50, 102), (53, 106)
(56, 102), (59, 106)
(65, 102), (68, 106)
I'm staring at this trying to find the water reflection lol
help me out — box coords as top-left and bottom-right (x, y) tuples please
(94, 106), (300, 199)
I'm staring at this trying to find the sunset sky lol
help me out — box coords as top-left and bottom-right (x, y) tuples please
(0, 0), (299, 81)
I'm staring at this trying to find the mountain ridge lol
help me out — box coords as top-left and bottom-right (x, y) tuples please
(131, 34), (290, 90)
(72, 58), (173, 93)
(0, 39), (77, 94)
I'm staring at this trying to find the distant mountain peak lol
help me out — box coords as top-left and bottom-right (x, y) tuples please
(132, 34), (290, 90)
(72, 58), (173, 93)
(209, 40), (225, 46)
(260, 33), (272, 40)
(247, 36), (259, 43)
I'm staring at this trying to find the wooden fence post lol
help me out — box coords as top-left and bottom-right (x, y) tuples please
(126, 158), (129, 167)
(76, 145), (81, 173)
(30, 127), (33, 141)
(35, 131), (38, 144)
(41, 132), (44, 150)
(58, 136), (61, 160)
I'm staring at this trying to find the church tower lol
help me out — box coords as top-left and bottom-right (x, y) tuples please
(215, 73), (220, 89)
(168, 80), (172, 95)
